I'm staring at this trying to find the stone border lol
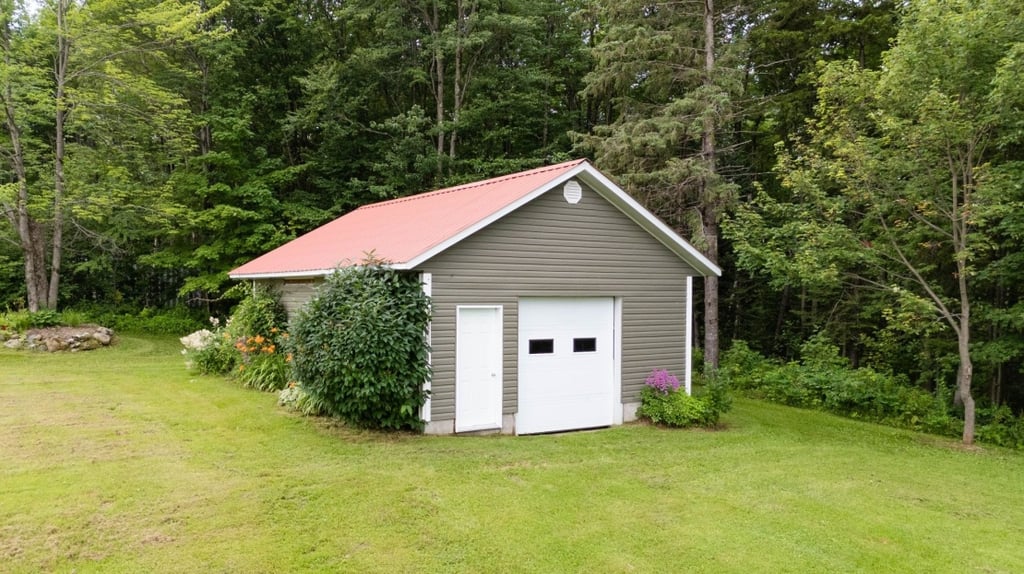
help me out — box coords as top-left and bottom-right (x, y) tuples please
(1, 325), (115, 352)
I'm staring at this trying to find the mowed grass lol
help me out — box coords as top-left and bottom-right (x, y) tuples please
(1, 336), (1023, 573)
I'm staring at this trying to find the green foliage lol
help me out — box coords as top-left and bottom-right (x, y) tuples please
(117, 307), (207, 335)
(0, 308), (95, 331)
(976, 405), (1024, 449)
(26, 310), (61, 328)
(719, 340), (778, 389)
(57, 304), (206, 335)
(57, 310), (90, 327)
(1, 0), (226, 311)
(222, 286), (290, 390)
(637, 368), (732, 428)
(187, 330), (239, 376)
(232, 333), (289, 391)
(191, 340), (238, 375)
(718, 339), (1024, 445)
(0, 310), (59, 331)
(229, 284), (288, 342)
(290, 264), (430, 431)
(277, 382), (327, 417)
(237, 351), (290, 392)
(637, 387), (711, 428)
(727, 0), (1024, 439)
(701, 371), (733, 424)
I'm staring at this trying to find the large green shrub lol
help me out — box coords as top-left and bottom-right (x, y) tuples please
(290, 265), (431, 431)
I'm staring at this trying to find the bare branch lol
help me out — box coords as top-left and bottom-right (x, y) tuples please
(877, 212), (959, 335)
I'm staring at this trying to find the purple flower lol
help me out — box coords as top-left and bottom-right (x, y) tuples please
(645, 368), (680, 395)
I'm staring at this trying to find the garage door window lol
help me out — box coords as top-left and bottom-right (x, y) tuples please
(573, 338), (597, 353)
(528, 339), (554, 354)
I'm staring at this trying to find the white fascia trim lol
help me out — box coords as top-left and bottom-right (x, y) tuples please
(576, 168), (723, 278)
(397, 164), (592, 270)
(229, 269), (335, 281)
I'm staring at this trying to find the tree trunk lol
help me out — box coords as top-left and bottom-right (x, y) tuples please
(449, 0), (479, 163)
(48, 0), (70, 310)
(703, 224), (720, 368)
(2, 12), (47, 312)
(450, 0), (462, 161)
(957, 257), (975, 444)
(431, 0), (445, 175)
(701, 0), (720, 370)
(958, 327), (975, 444)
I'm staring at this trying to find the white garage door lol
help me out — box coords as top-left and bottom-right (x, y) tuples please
(517, 297), (615, 434)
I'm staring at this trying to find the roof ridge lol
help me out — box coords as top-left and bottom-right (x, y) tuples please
(358, 159), (587, 211)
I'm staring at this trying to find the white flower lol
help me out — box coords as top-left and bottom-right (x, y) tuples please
(180, 329), (215, 350)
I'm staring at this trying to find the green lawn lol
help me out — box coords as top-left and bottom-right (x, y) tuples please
(1, 336), (1022, 573)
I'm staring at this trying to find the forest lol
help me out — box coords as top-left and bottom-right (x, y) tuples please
(2, 0), (1022, 443)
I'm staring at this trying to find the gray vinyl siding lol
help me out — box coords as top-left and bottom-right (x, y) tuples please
(422, 179), (694, 422)
(267, 279), (321, 322)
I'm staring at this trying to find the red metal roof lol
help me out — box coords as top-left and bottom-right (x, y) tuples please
(230, 159), (589, 278)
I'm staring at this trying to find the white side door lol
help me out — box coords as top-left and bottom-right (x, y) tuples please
(455, 306), (503, 432)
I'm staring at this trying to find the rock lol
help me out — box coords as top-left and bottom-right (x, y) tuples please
(4, 338), (22, 349)
(93, 330), (112, 345)
(79, 338), (102, 350)
(45, 338), (67, 352)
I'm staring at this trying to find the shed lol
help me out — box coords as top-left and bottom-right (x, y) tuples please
(230, 159), (721, 434)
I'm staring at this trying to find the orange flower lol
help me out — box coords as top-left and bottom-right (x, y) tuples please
(253, 335), (265, 344)
(238, 365), (245, 372)
(270, 327), (279, 333)
(285, 353), (293, 363)
(264, 345), (276, 354)
(288, 381), (296, 388)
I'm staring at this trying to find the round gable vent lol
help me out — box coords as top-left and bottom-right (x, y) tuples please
(563, 180), (582, 204)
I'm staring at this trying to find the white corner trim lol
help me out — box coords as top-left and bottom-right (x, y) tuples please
(685, 276), (693, 395)
(613, 296), (623, 425)
(420, 272), (433, 423)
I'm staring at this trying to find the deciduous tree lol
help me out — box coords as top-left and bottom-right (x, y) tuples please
(730, 0), (1024, 443)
